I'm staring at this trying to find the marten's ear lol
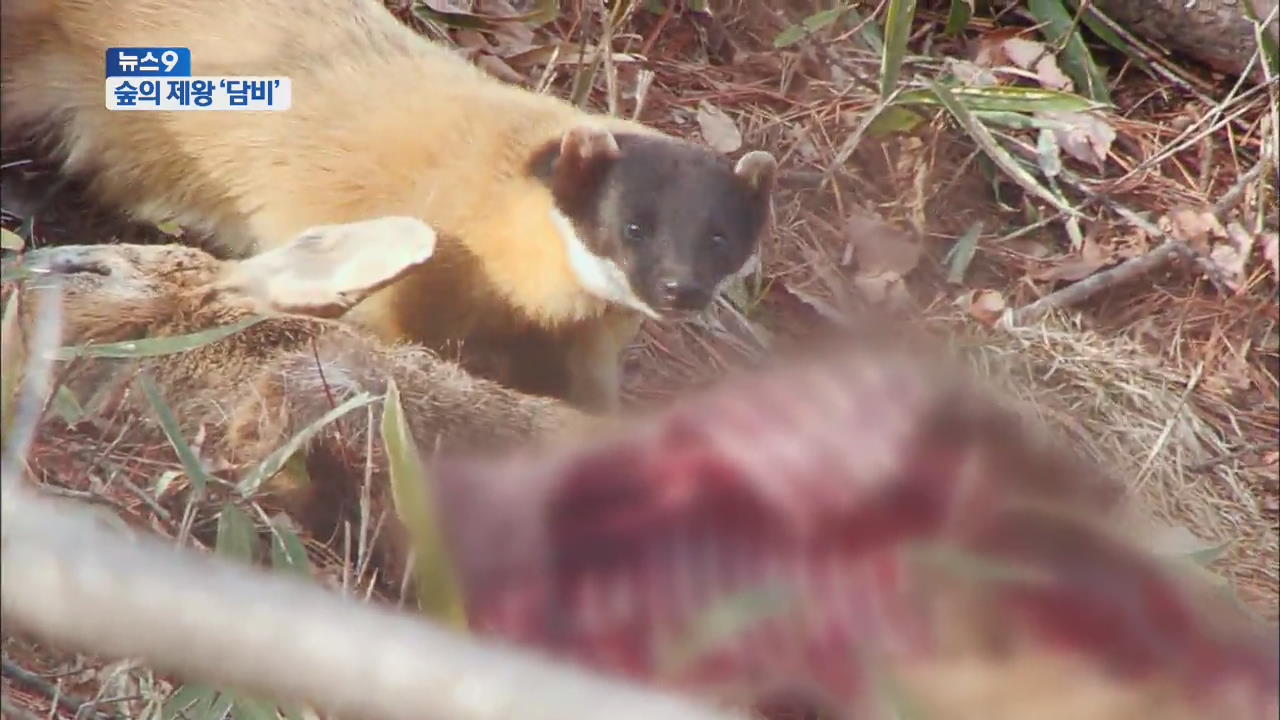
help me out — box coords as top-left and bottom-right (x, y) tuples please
(217, 216), (437, 318)
(734, 150), (777, 195)
(546, 125), (621, 213)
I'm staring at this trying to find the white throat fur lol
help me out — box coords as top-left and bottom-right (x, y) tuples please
(550, 209), (660, 319)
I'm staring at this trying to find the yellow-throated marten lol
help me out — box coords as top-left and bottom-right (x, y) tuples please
(0, 0), (778, 412)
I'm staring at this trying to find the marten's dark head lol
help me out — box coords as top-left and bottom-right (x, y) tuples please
(531, 125), (776, 319)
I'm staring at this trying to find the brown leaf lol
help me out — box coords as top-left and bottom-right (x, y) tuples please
(972, 32), (1072, 91)
(955, 289), (1007, 326)
(1002, 37), (1073, 91)
(1005, 237), (1056, 259)
(1209, 221), (1257, 291)
(783, 281), (850, 325)
(846, 213), (922, 277)
(421, 0), (473, 11)
(695, 101), (743, 154)
(1166, 205), (1227, 253)
(477, 0), (536, 53)
(453, 29), (492, 50)
(1031, 236), (1111, 282)
(473, 52), (524, 83)
(1036, 111), (1115, 168)
(972, 27), (1027, 67)
(947, 58), (998, 87)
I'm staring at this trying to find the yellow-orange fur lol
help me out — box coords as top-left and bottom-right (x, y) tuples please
(1, 0), (689, 410)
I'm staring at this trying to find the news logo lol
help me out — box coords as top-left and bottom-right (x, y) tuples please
(104, 47), (291, 111)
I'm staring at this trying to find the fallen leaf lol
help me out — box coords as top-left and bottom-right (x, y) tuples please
(478, 0), (536, 53)
(783, 281), (851, 325)
(846, 213), (922, 277)
(788, 125), (821, 162)
(1036, 127), (1062, 178)
(948, 57), (998, 87)
(1166, 205), (1227, 252)
(1031, 235), (1111, 282)
(851, 273), (914, 309)
(1261, 231), (1279, 278)
(695, 101), (743, 154)
(1218, 350), (1254, 391)
(972, 27), (1027, 67)
(1005, 237), (1056, 259)
(973, 31), (1073, 91)
(454, 29), (492, 51)
(998, 37), (1045, 68)
(1002, 37), (1073, 91)
(1209, 221), (1257, 291)
(422, 0), (471, 10)
(473, 52), (524, 83)
(1036, 110), (1116, 168)
(956, 288), (1007, 325)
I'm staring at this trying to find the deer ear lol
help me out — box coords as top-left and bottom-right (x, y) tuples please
(733, 150), (777, 194)
(548, 125), (621, 211)
(217, 216), (437, 318)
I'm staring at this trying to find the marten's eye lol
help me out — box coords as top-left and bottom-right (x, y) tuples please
(624, 222), (644, 243)
(710, 233), (727, 246)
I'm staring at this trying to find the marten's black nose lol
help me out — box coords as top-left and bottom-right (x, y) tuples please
(660, 280), (711, 311)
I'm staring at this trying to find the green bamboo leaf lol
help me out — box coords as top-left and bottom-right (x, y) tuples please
(880, 0), (919, 98)
(1027, 0), (1112, 104)
(845, 7), (885, 53)
(946, 220), (984, 285)
(230, 696), (281, 720)
(161, 684), (218, 720)
(943, 0), (973, 36)
(773, 6), (847, 48)
(929, 80), (1082, 219)
(200, 693), (236, 720)
(139, 373), (214, 496)
(269, 516), (313, 578)
(236, 392), (375, 497)
(54, 316), (265, 360)
(897, 85), (1097, 113)
(51, 384), (85, 425)
(380, 377), (467, 629)
(866, 105), (927, 137)
(216, 503), (259, 565)
(970, 110), (1064, 130)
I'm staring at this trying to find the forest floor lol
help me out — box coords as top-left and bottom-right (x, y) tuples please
(1, 1), (1277, 718)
